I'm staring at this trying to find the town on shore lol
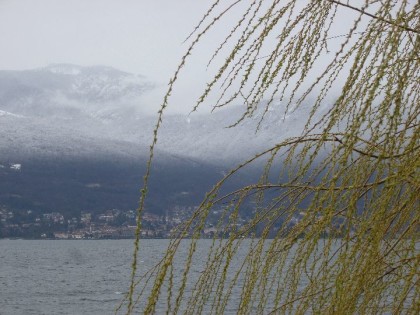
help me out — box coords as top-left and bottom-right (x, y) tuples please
(0, 205), (250, 240)
(1, 205), (342, 240)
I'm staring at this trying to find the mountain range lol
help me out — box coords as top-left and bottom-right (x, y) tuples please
(0, 64), (318, 216)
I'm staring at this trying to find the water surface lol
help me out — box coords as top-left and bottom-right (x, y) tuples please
(0, 239), (165, 315)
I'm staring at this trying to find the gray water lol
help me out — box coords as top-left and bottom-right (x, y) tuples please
(0, 239), (166, 315)
(0, 239), (331, 314)
(1, 239), (254, 315)
(2, 239), (414, 314)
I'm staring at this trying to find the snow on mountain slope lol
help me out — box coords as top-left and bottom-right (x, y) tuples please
(0, 64), (153, 120)
(0, 65), (323, 166)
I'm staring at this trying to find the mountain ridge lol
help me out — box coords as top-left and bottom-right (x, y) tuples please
(0, 64), (321, 165)
(0, 64), (320, 216)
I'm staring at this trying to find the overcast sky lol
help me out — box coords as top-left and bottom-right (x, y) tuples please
(0, 0), (248, 112)
(0, 0), (372, 113)
(0, 1), (211, 77)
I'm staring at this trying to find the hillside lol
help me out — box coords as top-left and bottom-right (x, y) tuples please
(0, 64), (321, 217)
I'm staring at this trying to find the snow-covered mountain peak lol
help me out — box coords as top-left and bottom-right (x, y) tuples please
(68, 67), (150, 103)
(0, 64), (154, 119)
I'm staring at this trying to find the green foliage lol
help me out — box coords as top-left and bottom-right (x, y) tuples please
(122, 1), (419, 313)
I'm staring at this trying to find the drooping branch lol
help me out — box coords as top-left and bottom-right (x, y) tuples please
(123, 1), (420, 313)
(328, 0), (420, 34)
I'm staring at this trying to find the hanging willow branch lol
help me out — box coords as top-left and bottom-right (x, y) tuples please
(120, 0), (419, 314)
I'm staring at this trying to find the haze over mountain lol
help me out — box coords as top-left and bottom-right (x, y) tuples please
(0, 64), (316, 163)
(0, 65), (320, 216)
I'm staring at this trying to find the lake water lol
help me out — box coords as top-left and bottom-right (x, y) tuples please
(1, 239), (415, 314)
(1, 239), (256, 315)
(0, 239), (165, 315)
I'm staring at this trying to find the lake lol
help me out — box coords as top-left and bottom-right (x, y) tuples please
(1, 239), (256, 315)
(2, 239), (415, 314)
(0, 239), (165, 315)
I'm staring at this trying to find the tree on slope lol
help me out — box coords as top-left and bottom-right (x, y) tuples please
(122, 1), (419, 314)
